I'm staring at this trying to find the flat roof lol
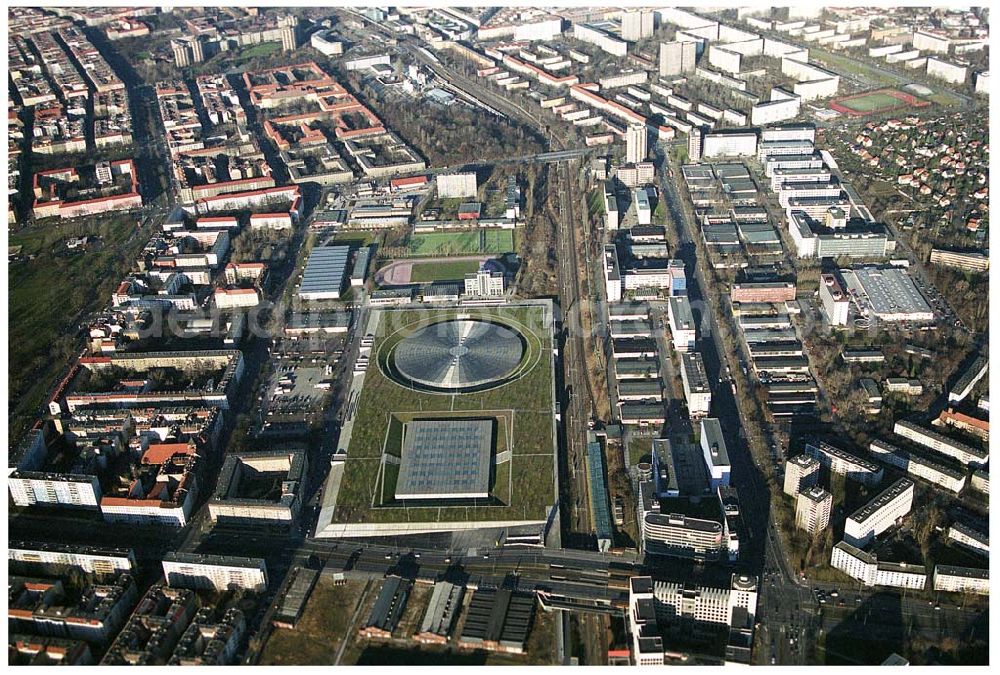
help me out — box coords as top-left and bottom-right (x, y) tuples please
(841, 267), (932, 317)
(299, 245), (350, 296)
(700, 417), (730, 468)
(848, 477), (913, 526)
(654, 439), (709, 495)
(935, 565), (988, 580)
(681, 352), (710, 392)
(395, 419), (493, 500)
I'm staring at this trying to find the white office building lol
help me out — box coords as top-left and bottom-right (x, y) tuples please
(464, 268), (505, 297)
(819, 273), (850, 326)
(604, 245), (622, 302)
(680, 352), (712, 417)
(843, 478), (914, 548)
(926, 57), (968, 84)
(635, 188), (651, 225)
(667, 296), (696, 352)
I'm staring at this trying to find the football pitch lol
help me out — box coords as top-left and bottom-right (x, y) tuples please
(407, 229), (514, 256)
(839, 92), (904, 112)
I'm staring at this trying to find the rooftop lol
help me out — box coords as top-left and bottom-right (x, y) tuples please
(848, 478), (913, 526)
(395, 419), (493, 500)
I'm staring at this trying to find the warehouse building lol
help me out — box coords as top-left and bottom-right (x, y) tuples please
(458, 587), (536, 654)
(361, 575), (412, 640)
(839, 267), (934, 323)
(297, 245), (351, 300)
(843, 478), (914, 548)
(415, 581), (465, 644)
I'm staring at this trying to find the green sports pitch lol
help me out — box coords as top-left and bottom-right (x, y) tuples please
(838, 92), (905, 112)
(407, 229), (514, 256)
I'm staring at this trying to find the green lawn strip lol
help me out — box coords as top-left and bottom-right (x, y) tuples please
(627, 437), (654, 466)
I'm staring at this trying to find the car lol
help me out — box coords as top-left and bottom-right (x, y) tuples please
(384, 553), (392, 560)
(934, 604), (941, 611)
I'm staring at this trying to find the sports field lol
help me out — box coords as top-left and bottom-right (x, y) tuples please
(408, 259), (482, 282)
(407, 229), (514, 256)
(829, 88), (930, 116)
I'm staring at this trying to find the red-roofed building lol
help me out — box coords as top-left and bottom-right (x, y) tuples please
(390, 175), (429, 191)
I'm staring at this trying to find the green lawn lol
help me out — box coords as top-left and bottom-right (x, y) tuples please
(236, 41), (282, 62)
(333, 305), (556, 525)
(408, 259), (482, 283)
(813, 50), (900, 87)
(407, 229), (514, 256)
(8, 216), (147, 440)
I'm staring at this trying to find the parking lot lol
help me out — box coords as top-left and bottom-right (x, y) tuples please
(253, 338), (347, 433)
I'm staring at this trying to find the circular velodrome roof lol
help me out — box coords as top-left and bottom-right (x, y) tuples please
(392, 319), (525, 391)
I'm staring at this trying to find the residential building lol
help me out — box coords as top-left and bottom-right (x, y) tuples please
(805, 441), (883, 485)
(700, 418), (730, 489)
(626, 124), (647, 164)
(783, 454), (820, 497)
(843, 478), (914, 548)
(168, 607), (245, 666)
(8, 573), (138, 644)
(893, 420), (988, 468)
(8, 541), (136, 575)
(162, 552), (268, 592)
(659, 40), (697, 77)
(868, 439), (967, 494)
(102, 585), (198, 665)
(620, 11), (653, 41)
(795, 486), (832, 535)
(933, 565), (988, 596)
(831, 542), (926, 589)
(947, 522), (988, 557)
